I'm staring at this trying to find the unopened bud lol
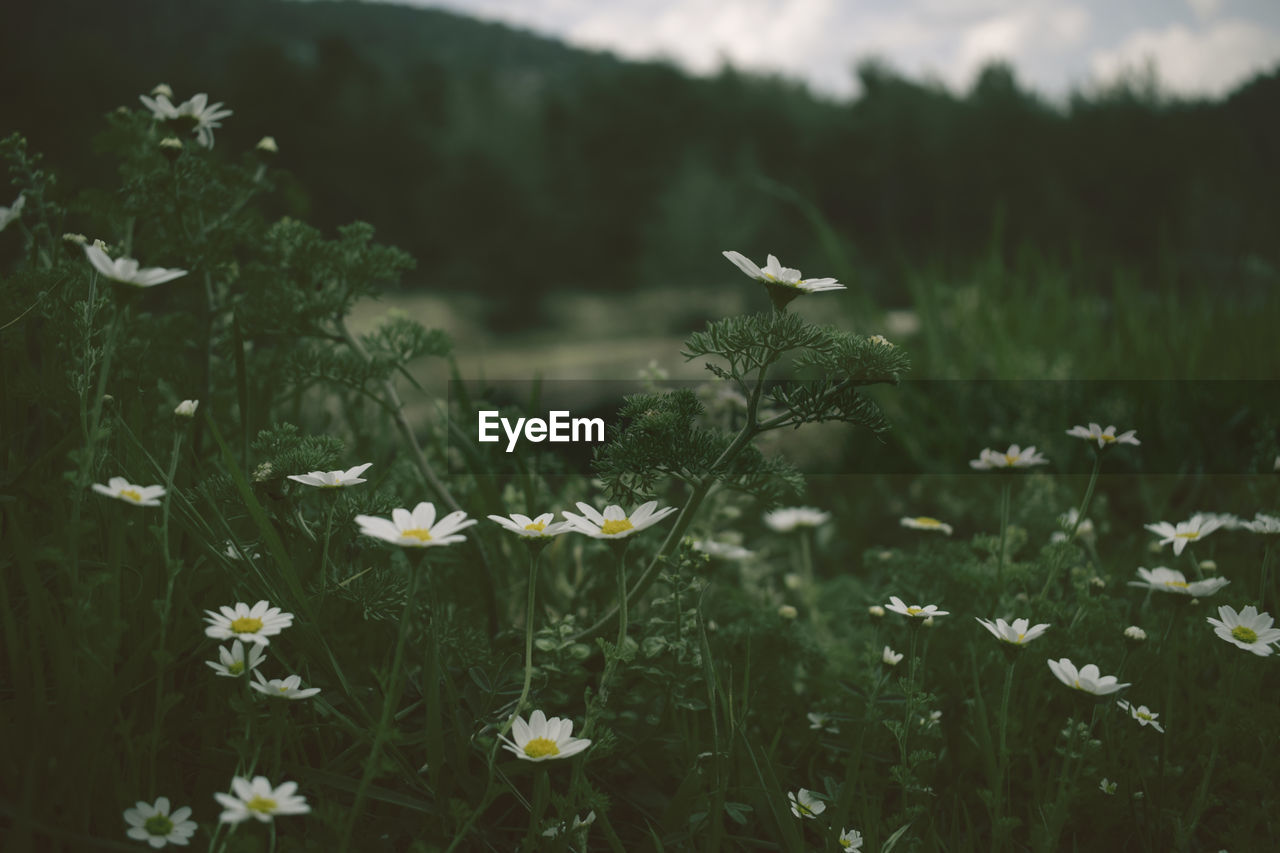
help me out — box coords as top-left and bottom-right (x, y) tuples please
(868, 605), (885, 619)
(778, 604), (798, 620)
(151, 83), (173, 99)
(256, 136), (278, 154)
(174, 399), (199, 418)
(159, 137), (183, 162)
(1124, 625), (1146, 642)
(1198, 559), (1217, 573)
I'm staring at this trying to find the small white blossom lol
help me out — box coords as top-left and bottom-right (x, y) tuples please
(722, 250), (846, 294)
(355, 502), (477, 547)
(970, 444), (1049, 470)
(0, 193), (25, 232)
(92, 476), (166, 507)
(1116, 699), (1165, 733)
(84, 243), (187, 287)
(787, 788), (826, 819)
(250, 671), (321, 700)
(1243, 513), (1280, 535)
(500, 709), (592, 762)
(174, 399), (198, 418)
(885, 596), (949, 619)
(123, 796), (197, 848)
(807, 711), (839, 734)
(287, 463), (372, 489)
(206, 640), (266, 678)
(1047, 658), (1130, 696)
(763, 506), (831, 532)
(204, 600), (294, 646)
(882, 646), (903, 666)
(215, 776), (309, 824)
(900, 516), (953, 535)
(1206, 604), (1280, 656)
(1124, 625), (1147, 642)
(838, 827), (865, 850)
(1099, 778), (1117, 795)
(1066, 423), (1140, 449)
(1128, 566), (1230, 598)
(488, 511), (571, 538)
(1144, 517), (1222, 556)
(976, 617), (1050, 646)
(562, 501), (677, 540)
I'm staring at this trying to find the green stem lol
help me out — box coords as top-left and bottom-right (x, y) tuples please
(1037, 452), (1102, 602)
(997, 479), (1011, 590)
(318, 495), (338, 597)
(584, 543), (630, 740)
(338, 562), (422, 853)
(149, 429), (185, 791)
(993, 656), (1017, 851)
(513, 547), (543, 723)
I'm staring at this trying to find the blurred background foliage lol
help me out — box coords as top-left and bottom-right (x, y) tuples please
(3, 0), (1279, 334)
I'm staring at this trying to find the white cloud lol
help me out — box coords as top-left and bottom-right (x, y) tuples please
(1091, 19), (1280, 96)
(1187, 0), (1225, 22)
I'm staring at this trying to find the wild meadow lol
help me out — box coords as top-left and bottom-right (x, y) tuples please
(2, 82), (1279, 853)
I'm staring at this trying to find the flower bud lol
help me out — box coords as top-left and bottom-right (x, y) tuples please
(252, 462), (275, 483)
(1198, 559), (1217, 573)
(256, 136), (278, 154)
(868, 605), (885, 619)
(783, 572), (802, 590)
(160, 137), (183, 163)
(778, 604), (798, 620)
(882, 646), (903, 667)
(1124, 625), (1147, 642)
(174, 399), (199, 418)
(151, 83), (174, 99)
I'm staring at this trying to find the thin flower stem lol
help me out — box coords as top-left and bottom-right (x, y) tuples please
(584, 543), (630, 740)
(799, 528), (822, 632)
(150, 428), (185, 792)
(338, 564), (422, 853)
(993, 656), (1017, 851)
(997, 479), (1011, 589)
(513, 547), (543, 724)
(318, 495), (339, 598)
(1037, 452), (1103, 602)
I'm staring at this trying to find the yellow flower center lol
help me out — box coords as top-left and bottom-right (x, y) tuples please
(600, 519), (634, 536)
(401, 528), (433, 542)
(228, 660), (245, 675)
(1137, 710), (1154, 722)
(1073, 679), (1083, 690)
(120, 488), (143, 502)
(524, 521), (547, 532)
(1175, 531), (1199, 540)
(1165, 581), (1189, 589)
(1005, 454), (1019, 465)
(795, 801), (814, 816)
(245, 796), (277, 815)
(523, 737), (560, 758)
(1101, 434), (1116, 443)
(906, 606), (924, 616)
(144, 815), (174, 836)
(1231, 625), (1258, 644)
(230, 617), (263, 634)
(916, 517), (942, 527)
(1016, 633), (1026, 643)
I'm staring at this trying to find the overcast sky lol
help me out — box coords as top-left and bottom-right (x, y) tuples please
(399, 0), (1280, 100)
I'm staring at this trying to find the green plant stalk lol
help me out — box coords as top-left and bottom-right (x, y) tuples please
(149, 428), (185, 792)
(997, 479), (1011, 589)
(1037, 451), (1102, 601)
(799, 528), (822, 633)
(318, 493), (339, 598)
(514, 546), (543, 723)
(584, 542), (630, 739)
(993, 655), (1017, 851)
(338, 563), (422, 853)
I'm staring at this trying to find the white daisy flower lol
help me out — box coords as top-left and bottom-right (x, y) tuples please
(214, 776), (309, 824)
(84, 243), (188, 287)
(499, 709), (592, 762)
(1066, 423), (1140, 449)
(1128, 566), (1230, 598)
(0, 193), (25, 232)
(1144, 516), (1222, 556)
(786, 788), (826, 819)
(1206, 604), (1280, 656)
(123, 796), (197, 848)
(250, 671), (321, 700)
(92, 476), (166, 507)
(692, 539), (754, 561)
(882, 645), (904, 666)
(286, 462), (372, 489)
(885, 596), (949, 619)
(174, 399), (199, 418)
(204, 600), (294, 646)
(900, 516), (953, 535)
(1046, 658), (1130, 696)
(1242, 513), (1280, 535)
(354, 502), (477, 548)
(722, 250), (846, 294)
(1116, 699), (1165, 733)
(763, 506), (831, 532)
(838, 827), (864, 850)
(140, 92), (233, 148)
(487, 512), (571, 538)
(205, 640), (266, 678)
(561, 500), (677, 540)
(976, 617), (1050, 646)
(807, 711), (839, 734)
(969, 444), (1049, 470)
